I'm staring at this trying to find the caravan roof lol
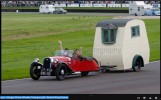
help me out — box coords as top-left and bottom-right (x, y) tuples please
(135, 1), (145, 6)
(144, 4), (153, 9)
(96, 19), (133, 27)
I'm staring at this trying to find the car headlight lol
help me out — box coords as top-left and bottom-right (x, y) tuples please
(34, 58), (39, 62)
(54, 59), (59, 63)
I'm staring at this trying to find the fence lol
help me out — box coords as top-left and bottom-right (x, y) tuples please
(54, 4), (160, 8)
(2, 3), (160, 8)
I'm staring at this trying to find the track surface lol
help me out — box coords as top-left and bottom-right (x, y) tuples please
(2, 61), (160, 94)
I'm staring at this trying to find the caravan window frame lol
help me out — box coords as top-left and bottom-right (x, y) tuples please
(131, 25), (140, 38)
(101, 28), (117, 44)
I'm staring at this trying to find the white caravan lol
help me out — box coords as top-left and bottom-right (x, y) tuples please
(39, 5), (55, 14)
(129, 1), (153, 16)
(93, 19), (150, 72)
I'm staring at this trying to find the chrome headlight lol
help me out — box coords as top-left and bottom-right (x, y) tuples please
(54, 59), (59, 63)
(34, 58), (39, 62)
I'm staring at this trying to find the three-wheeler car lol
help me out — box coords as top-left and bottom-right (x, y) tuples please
(30, 50), (99, 81)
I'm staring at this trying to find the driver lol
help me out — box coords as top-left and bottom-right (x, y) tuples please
(58, 40), (72, 57)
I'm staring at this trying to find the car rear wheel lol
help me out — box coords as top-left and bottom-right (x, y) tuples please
(81, 71), (89, 77)
(30, 63), (41, 80)
(133, 59), (142, 72)
(56, 64), (67, 80)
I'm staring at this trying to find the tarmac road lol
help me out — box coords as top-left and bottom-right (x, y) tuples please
(1, 61), (160, 94)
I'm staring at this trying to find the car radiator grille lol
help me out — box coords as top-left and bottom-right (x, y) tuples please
(43, 58), (51, 71)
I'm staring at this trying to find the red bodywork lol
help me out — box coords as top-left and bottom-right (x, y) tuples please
(52, 56), (100, 72)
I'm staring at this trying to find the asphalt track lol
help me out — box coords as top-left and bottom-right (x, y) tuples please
(2, 61), (160, 94)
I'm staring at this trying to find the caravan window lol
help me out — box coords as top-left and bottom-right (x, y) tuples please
(131, 26), (140, 37)
(138, 7), (140, 11)
(102, 29), (117, 44)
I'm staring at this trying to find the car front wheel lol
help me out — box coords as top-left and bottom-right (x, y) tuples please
(30, 63), (41, 80)
(56, 64), (67, 80)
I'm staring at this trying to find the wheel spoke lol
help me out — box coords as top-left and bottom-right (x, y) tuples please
(33, 66), (38, 77)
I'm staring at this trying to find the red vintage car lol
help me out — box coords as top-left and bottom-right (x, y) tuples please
(30, 50), (100, 80)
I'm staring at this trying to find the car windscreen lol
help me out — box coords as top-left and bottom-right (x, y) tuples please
(54, 50), (74, 57)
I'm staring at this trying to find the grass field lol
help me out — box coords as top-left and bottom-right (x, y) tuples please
(2, 12), (160, 80)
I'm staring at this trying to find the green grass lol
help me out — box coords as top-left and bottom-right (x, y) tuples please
(2, 6), (128, 10)
(1, 13), (160, 80)
(144, 19), (160, 61)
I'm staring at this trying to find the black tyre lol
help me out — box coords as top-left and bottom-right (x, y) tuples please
(133, 59), (142, 72)
(100, 67), (107, 73)
(81, 71), (89, 77)
(56, 64), (67, 80)
(30, 63), (41, 80)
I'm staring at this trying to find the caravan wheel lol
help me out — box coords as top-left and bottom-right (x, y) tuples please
(81, 72), (89, 76)
(133, 59), (142, 72)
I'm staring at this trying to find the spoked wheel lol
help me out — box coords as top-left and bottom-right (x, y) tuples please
(81, 71), (89, 77)
(56, 64), (67, 80)
(30, 64), (41, 80)
(133, 59), (142, 72)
